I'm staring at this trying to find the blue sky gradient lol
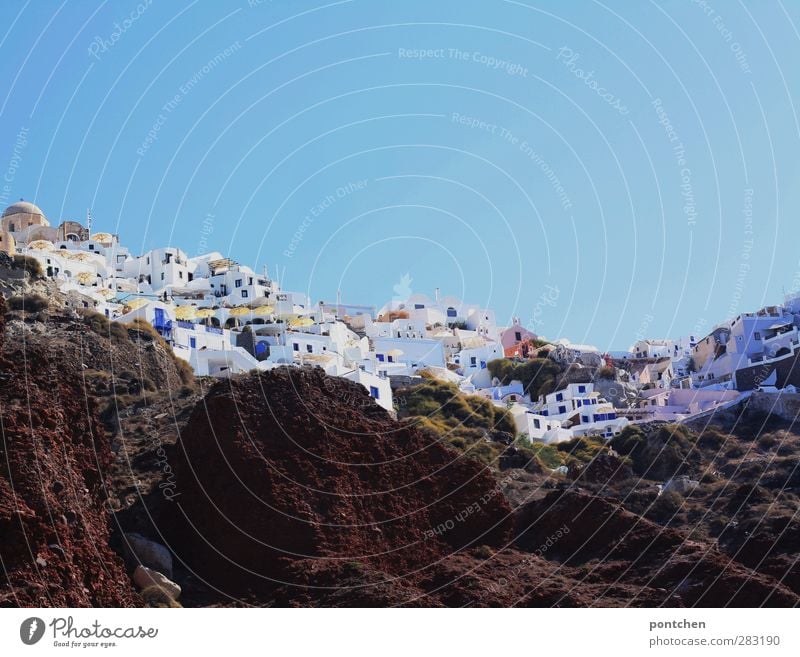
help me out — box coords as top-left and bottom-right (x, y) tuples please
(1, 0), (799, 349)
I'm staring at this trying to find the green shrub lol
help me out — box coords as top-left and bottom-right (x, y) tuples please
(128, 318), (160, 341)
(487, 358), (562, 400)
(12, 254), (43, 278)
(609, 425), (646, 456)
(556, 435), (607, 464)
(7, 294), (48, 312)
(647, 490), (684, 522)
(596, 366), (616, 380)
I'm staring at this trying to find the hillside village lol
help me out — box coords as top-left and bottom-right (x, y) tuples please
(4, 199), (800, 445)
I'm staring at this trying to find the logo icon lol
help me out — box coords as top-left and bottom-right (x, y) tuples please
(20, 617), (45, 645)
(392, 272), (413, 301)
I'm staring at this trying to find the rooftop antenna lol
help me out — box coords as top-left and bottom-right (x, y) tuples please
(86, 208), (93, 236)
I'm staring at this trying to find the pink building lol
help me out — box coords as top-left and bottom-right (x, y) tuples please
(500, 318), (538, 358)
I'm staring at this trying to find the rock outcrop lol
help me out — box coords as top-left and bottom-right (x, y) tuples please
(167, 367), (513, 594)
(0, 296), (139, 607)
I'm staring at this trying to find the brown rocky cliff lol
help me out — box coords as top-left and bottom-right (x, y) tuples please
(167, 367), (514, 594)
(0, 296), (139, 607)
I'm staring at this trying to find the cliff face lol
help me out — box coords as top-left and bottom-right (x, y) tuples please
(167, 367), (514, 594)
(1, 259), (797, 607)
(0, 296), (139, 606)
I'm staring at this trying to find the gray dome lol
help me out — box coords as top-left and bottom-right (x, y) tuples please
(2, 201), (45, 218)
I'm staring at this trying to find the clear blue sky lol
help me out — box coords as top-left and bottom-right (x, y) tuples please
(1, 0), (799, 350)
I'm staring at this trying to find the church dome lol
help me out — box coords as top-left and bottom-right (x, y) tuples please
(3, 201), (45, 218)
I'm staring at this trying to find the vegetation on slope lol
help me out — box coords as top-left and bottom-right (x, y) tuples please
(487, 357), (562, 399)
(395, 379), (516, 465)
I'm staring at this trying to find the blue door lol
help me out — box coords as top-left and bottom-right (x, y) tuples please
(190, 337), (196, 349)
(154, 307), (165, 329)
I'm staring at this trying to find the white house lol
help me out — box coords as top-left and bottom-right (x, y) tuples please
(531, 383), (628, 439)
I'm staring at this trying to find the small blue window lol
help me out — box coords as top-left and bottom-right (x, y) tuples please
(447, 308), (457, 317)
(306, 344), (313, 353)
(480, 360), (486, 369)
(578, 385), (586, 393)
(470, 357), (477, 366)
(414, 304), (424, 310)
(582, 415), (589, 423)
(558, 405), (567, 414)
(370, 386), (380, 399)
(376, 354), (385, 362)
(533, 419), (540, 429)
(556, 392), (563, 402)
(576, 399), (582, 407)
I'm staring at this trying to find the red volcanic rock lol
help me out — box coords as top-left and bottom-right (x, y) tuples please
(0, 298), (139, 607)
(515, 490), (798, 607)
(168, 367), (513, 594)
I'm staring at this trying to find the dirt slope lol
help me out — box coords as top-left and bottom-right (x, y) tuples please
(0, 297), (139, 606)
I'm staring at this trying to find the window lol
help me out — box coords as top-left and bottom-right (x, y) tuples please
(387, 355), (393, 363)
(447, 308), (457, 318)
(248, 277), (253, 285)
(235, 279), (242, 288)
(556, 392), (563, 402)
(470, 356), (477, 366)
(558, 405), (567, 414)
(376, 354), (385, 362)
(533, 419), (540, 429)
(179, 271), (183, 279)
(293, 343), (299, 351)
(161, 272), (165, 280)
(370, 386), (380, 399)
(9, 223), (14, 231)
(754, 332), (761, 340)
(414, 304), (424, 309)
(576, 399), (582, 407)
(89, 244), (94, 250)
(306, 344), (312, 353)
(480, 361), (487, 369)
(582, 415), (589, 423)
(241, 290), (248, 298)
(578, 385), (586, 393)
(515, 331), (521, 341)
